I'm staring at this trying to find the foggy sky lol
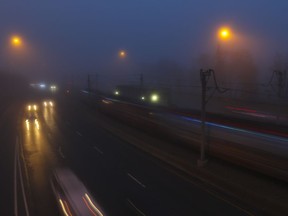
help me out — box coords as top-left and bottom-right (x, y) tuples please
(0, 0), (288, 82)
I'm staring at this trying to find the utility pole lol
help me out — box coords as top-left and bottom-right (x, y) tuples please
(197, 69), (212, 167)
(274, 70), (287, 123)
(275, 70), (286, 98)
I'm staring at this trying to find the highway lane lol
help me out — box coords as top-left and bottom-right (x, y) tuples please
(17, 94), (253, 215)
(4, 93), (285, 215)
(20, 102), (60, 216)
(49, 95), (251, 216)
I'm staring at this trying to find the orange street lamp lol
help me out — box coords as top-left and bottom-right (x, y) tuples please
(11, 36), (22, 46)
(119, 50), (126, 58)
(218, 27), (231, 40)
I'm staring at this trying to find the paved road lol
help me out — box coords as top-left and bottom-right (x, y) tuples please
(17, 94), (251, 216)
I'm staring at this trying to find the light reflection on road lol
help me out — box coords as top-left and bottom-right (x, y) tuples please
(43, 103), (56, 129)
(23, 118), (42, 152)
(21, 103), (59, 215)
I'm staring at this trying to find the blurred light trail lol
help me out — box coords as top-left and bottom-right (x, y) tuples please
(59, 199), (71, 216)
(180, 115), (288, 142)
(35, 119), (40, 130)
(25, 120), (29, 131)
(82, 194), (104, 216)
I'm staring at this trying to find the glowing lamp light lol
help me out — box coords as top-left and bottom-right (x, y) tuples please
(39, 84), (46, 88)
(50, 85), (57, 91)
(218, 27), (231, 40)
(151, 94), (159, 102)
(11, 36), (22, 46)
(119, 50), (126, 58)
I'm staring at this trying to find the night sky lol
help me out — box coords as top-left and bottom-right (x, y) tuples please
(0, 0), (288, 83)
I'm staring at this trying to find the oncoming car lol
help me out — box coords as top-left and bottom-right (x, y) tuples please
(25, 112), (39, 130)
(51, 168), (105, 216)
(27, 104), (38, 111)
(43, 100), (54, 107)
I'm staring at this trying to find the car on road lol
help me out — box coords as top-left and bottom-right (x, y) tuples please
(25, 113), (39, 130)
(43, 100), (54, 107)
(51, 168), (105, 216)
(27, 104), (38, 112)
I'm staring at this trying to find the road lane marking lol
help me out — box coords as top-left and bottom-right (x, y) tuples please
(58, 146), (66, 159)
(14, 138), (18, 216)
(17, 137), (30, 216)
(76, 131), (83, 137)
(127, 173), (146, 188)
(126, 198), (146, 216)
(93, 146), (104, 155)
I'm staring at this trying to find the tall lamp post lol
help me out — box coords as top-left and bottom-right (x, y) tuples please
(197, 27), (232, 167)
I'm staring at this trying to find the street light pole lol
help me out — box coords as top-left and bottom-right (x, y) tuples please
(198, 69), (212, 167)
(196, 26), (232, 167)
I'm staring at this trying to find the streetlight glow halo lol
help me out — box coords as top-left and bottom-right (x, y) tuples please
(218, 27), (232, 40)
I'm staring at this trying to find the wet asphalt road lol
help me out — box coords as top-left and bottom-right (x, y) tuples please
(4, 94), (250, 216)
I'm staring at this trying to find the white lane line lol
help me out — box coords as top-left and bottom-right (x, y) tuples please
(127, 173), (146, 188)
(14, 137), (18, 216)
(126, 198), (146, 216)
(17, 137), (30, 216)
(58, 146), (66, 159)
(76, 131), (82, 137)
(93, 146), (104, 155)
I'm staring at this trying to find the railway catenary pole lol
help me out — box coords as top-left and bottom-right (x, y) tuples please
(197, 69), (211, 167)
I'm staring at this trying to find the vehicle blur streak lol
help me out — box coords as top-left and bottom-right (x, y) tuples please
(83, 193), (104, 216)
(25, 120), (29, 131)
(35, 119), (40, 130)
(59, 199), (72, 216)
